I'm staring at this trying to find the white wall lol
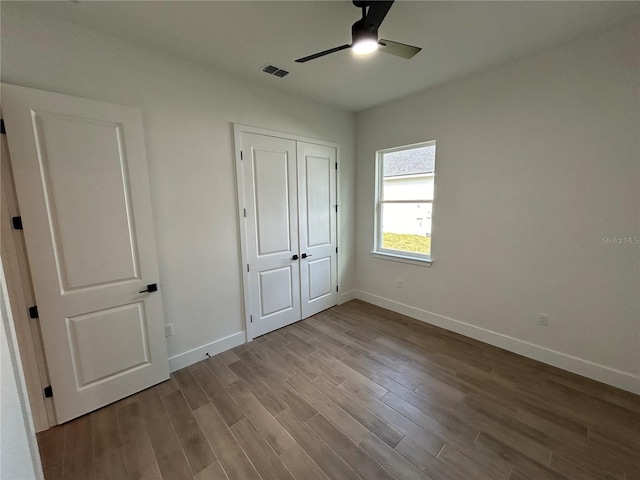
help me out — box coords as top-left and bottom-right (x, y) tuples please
(355, 23), (640, 392)
(0, 4), (356, 368)
(1, 263), (43, 480)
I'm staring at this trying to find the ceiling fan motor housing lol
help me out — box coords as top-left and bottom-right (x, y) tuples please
(352, 18), (378, 44)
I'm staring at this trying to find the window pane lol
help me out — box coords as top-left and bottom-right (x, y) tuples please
(383, 175), (434, 201)
(382, 145), (435, 201)
(381, 202), (432, 256)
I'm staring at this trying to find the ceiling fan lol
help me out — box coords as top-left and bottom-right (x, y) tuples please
(295, 0), (421, 63)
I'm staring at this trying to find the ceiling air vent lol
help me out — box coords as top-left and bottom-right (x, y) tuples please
(261, 64), (289, 78)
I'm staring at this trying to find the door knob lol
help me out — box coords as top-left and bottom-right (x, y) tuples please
(291, 254), (299, 260)
(139, 283), (158, 293)
(301, 253), (313, 259)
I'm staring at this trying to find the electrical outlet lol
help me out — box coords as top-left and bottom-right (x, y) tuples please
(538, 314), (549, 327)
(164, 324), (174, 337)
(396, 279), (403, 288)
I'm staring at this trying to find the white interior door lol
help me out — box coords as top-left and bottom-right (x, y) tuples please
(239, 129), (338, 338)
(241, 132), (301, 337)
(2, 83), (169, 423)
(297, 142), (338, 318)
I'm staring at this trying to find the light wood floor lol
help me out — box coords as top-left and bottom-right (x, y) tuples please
(38, 300), (640, 480)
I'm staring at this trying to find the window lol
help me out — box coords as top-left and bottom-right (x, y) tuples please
(374, 141), (435, 263)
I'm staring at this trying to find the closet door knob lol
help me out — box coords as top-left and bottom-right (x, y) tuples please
(291, 254), (299, 260)
(301, 253), (313, 259)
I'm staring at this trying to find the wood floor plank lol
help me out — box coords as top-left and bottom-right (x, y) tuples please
(307, 413), (396, 480)
(193, 403), (261, 480)
(438, 443), (511, 480)
(259, 339), (323, 383)
(279, 444), (330, 480)
(63, 415), (96, 480)
(395, 436), (489, 480)
(474, 432), (563, 480)
(332, 344), (385, 378)
(191, 364), (245, 427)
(604, 389), (640, 414)
(194, 461), (229, 480)
(285, 374), (370, 444)
(38, 424), (66, 473)
(62, 415), (95, 480)
(204, 355), (239, 386)
(44, 464), (64, 480)
(124, 386), (194, 479)
(462, 395), (554, 466)
(229, 418), (295, 480)
(548, 453), (613, 480)
(275, 409), (361, 480)
(231, 345), (263, 367)
(161, 390), (217, 475)
(252, 363), (318, 421)
(277, 329), (318, 357)
(358, 432), (427, 480)
(146, 419), (193, 480)
(228, 360), (288, 416)
(515, 403), (588, 440)
(117, 401), (161, 480)
(339, 379), (444, 456)
(225, 379), (296, 455)
(313, 348), (388, 398)
(136, 387), (169, 426)
(381, 391), (480, 448)
(95, 447), (127, 480)
(312, 376), (405, 448)
(587, 424), (640, 457)
(92, 405), (122, 467)
(218, 350), (240, 365)
(154, 376), (179, 397)
(173, 367), (210, 411)
(414, 378), (468, 404)
(243, 341), (297, 379)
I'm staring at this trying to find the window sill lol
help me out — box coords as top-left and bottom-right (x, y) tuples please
(370, 251), (433, 267)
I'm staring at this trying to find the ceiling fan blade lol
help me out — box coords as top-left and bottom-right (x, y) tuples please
(378, 39), (422, 59)
(295, 44), (351, 63)
(363, 1), (394, 31)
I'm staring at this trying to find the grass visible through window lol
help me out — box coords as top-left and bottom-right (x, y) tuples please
(383, 232), (431, 255)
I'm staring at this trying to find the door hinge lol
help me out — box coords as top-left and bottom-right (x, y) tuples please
(243, 208), (246, 218)
(43, 385), (53, 398)
(335, 205), (338, 213)
(11, 216), (23, 230)
(240, 151), (243, 160)
(250, 315), (253, 323)
(336, 285), (339, 292)
(336, 246), (338, 254)
(335, 162), (338, 170)
(0, 119), (5, 135)
(28, 306), (39, 319)
(247, 264), (250, 272)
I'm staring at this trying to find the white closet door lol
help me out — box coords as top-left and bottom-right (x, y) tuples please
(2, 83), (169, 423)
(241, 132), (301, 337)
(297, 142), (338, 319)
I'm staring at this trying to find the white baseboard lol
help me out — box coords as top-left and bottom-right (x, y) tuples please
(168, 331), (246, 372)
(354, 290), (640, 394)
(339, 290), (357, 304)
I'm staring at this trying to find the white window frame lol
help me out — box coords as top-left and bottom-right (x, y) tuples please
(372, 140), (435, 266)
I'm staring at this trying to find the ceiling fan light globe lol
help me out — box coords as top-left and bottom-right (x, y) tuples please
(352, 39), (379, 55)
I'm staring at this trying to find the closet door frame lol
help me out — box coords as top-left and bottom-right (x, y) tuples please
(233, 124), (340, 341)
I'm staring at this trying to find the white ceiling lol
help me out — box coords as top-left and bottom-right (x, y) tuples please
(15, 1), (639, 111)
